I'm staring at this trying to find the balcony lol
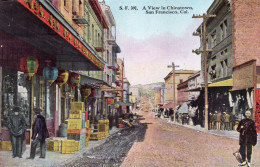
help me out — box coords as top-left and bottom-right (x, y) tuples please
(107, 36), (116, 45)
(95, 46), (105, 52)
(72, 12), (88, 25)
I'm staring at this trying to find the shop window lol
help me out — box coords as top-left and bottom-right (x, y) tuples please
(34, 75), (54, 119)
(1, 69), (31, 128)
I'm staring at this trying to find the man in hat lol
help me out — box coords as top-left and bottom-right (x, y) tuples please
(7, 106), (27, 158)
(27, 108), (49, 159)
(237, 110), (257, 167)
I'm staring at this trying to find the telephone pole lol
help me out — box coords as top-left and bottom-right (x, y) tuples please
(168, 62), (179, 122)
(192, 13), (215, 130)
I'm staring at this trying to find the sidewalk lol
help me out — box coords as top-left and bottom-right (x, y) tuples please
(157, 114), (260, 148)
(0, 126), (122, 167)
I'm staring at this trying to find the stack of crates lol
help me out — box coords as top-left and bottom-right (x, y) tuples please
(61, 140), (75, 154)
(74, 141), (80, 152)
(104, 120), (109, 137)
(90, 124), (101, 140)
(86, 135), (90, 147)
(99, 120), (106, 139)
(0, 141), (12, 151)
(118, 118), (123, 128)
(67, 102), (86, 150)
(47, 140), (60, 152)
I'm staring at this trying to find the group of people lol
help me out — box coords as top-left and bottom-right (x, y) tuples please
(7, 107), (49, 159)
(209, 111), (237, 131)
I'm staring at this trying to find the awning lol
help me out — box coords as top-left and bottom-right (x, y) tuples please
(160, 102), (173, 109)
(208, 79), (233, 87)
(177, 102), (190, 114)
(0, 0), (105, 71)
(115, 101), (133, 106)
(182, 87), (202, 92)
(80, 74), (110, 87)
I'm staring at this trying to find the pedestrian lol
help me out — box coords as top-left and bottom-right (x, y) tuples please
(230, 112), (236, 130)
(236, 110), (257, 167)
(27, 108), (49, 159)
(224, 112), (230, 130)
(7, 106), (27, 158)
(215, 111), (221, 131)
(221, 112), (225, 130)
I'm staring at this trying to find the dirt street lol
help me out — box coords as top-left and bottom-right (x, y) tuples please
(121, 111), (260, 167)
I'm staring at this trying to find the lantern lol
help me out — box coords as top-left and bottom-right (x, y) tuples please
(114, 104), (120, 109)
(80, 86), (92, 99)
(107, 98), (112, 104)
(91, 89), (96, 97)
(54, 67), (69, 87)
(20, 56), (39, 80)
(111, 99), (115, 105)
(123, 106), (127, 109)
(67, 72), (81, 87)
(43, 66), (58, 85)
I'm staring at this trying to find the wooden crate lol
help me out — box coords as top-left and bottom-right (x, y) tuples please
(69, 114), (82, 119)
(61, 140), (75, 154)
(71, 102), (84, 112)
(47, 140), (60, 152)
(74, 141), (80, 151)
(0, 141), (12, 151)
(68, 119), (82, 130)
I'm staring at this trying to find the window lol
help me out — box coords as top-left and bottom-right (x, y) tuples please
(210, 65), (216, 80)
(220, 23), (224, 40)
(92, 25), (94, 45)
(64, 0), (67, 6)
(179, 79), (183, 83)
(107, 50), (109, 64)
(221, 51), (224, 56)
(220, 20), (227, 41)
(224, 20), (227, 38)
(211, 30), (216, 47)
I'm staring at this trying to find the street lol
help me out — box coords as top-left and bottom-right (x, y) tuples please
(59, 110), (260, 167)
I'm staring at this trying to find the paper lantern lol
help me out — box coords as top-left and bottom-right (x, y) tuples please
(54, 67), (69, 87)
(111, 99), (115, 105)
(43, 66), (58, 85)
(20, 56), (39, 79)
(67, 72), (81, 87)
(91, 89), (96, 97)
(107, 98), (112, 104)
(123, 106), (127, 109)
(80, 86), (92, 99)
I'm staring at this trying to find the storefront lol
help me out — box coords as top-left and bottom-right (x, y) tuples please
(0, 1), (105, 143)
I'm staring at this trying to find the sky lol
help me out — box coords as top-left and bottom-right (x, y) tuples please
(103, 0), (214, 85)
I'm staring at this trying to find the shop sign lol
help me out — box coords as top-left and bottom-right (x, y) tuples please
(233, 60), (256, 91)
(18, 0), (105, 70)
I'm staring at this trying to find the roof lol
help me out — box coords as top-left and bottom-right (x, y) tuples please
(164, 70), (197, 80)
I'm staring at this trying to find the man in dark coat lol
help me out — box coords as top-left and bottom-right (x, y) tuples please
(237, 110), (257, 167)
(8, 106), (26, 158)
(27, 108), (49, 159)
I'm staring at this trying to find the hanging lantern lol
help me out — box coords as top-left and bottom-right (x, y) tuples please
(67, 72), (81, 87)
(123, 106), (127, 109)
(114, 104), (120, 109)
(80, 86), (92, 99)
(20, 56), (39, 80)
(111, 99), (115, 105)
(91, 89), (96, 97)
(54, 67), (69, 87)
(107, 98), (112, 104)
(43, 66), (58, 85)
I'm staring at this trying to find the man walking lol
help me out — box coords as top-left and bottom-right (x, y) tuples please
(8, 106), (26, 158)
(237, 110), (257, 167)
(27, 108), (49, 159)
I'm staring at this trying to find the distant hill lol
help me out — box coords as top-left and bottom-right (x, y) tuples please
(131, 82), (165, 98)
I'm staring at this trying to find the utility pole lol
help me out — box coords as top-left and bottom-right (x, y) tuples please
(192, 13), (215, 130)
(168, 62), (179, 122)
